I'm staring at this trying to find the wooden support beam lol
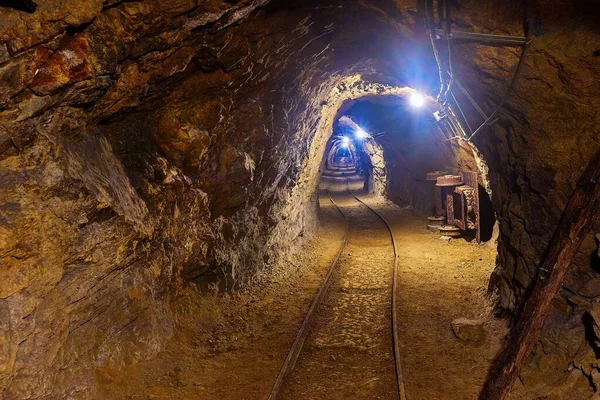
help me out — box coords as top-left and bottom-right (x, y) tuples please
(480, 148), (600, 400)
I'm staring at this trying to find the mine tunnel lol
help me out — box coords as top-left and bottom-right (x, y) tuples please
(1, 0), (600, 399)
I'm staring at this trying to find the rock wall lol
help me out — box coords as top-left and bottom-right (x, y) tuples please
(0, 0), (442, 397)
(446, 0), (600, 395)
(446, 0), (600, 312)
(359, 138), (387, 196)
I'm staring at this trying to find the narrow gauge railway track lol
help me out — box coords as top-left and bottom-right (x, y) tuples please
(267, 189), (349, 400)
(349, 190), (406, 400)
(267, 182), (406, 400)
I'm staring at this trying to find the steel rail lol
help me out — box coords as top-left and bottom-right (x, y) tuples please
(267, 189), (349, 400)
(348, 189), (406, 400)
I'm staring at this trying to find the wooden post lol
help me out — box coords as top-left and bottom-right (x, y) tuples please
(480, 149), (600, 400)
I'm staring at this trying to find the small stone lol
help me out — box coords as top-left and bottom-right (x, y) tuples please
(572, 345), (596, 370)
(76, 214), (88, 226)
(578, 278), (600, 298)
(451, 318), (485, 344)
(16, 93), (54, 121)
(567, 294), (590, 310)
(439, 235), (452, 243)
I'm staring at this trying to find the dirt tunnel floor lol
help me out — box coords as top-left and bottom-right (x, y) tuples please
(97, 189), (507, 400)
(361, 195), (507, 399)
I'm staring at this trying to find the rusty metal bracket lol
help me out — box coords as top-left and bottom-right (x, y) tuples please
(430, 169), (481, 242)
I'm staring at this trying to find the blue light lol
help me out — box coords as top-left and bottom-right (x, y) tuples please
(355, 127), (369, 139)
(410, 92), (425, 107)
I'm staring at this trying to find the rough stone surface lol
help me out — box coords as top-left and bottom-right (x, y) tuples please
(440, 1), (600, 395)
(0, 0), (599, 397)
(0, 0), (442, 397)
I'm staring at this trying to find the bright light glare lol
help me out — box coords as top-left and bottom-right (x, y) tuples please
(355, 127), (369, 139)
(341, 136), (350, 145)
(410, 92), (425, 107)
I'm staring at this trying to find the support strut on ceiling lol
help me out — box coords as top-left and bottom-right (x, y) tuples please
(452, 76), (488, 120)
(425, 0), (533, 144)
(434, 29), (527, 46)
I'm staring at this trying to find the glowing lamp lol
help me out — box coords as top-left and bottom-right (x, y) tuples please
(355, 127), (369, 139)
(409, 92), (425, 107)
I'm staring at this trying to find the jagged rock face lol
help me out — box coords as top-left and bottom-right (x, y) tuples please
(0, 0), (438, 398)
(446, 0), (600, 313)
(361, 139), (388, 196)
(0, 0), (599, 398)
(445, 0), (600, 394)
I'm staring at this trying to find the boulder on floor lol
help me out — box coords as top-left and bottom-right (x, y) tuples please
(451, 318), (486, 344)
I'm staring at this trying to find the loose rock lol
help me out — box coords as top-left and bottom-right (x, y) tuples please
(451, 318), (486, 344)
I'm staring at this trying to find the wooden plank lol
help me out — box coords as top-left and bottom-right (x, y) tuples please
(480, 149), (600, 400)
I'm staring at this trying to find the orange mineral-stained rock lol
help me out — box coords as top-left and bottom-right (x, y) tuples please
(31, 35), (93, 95)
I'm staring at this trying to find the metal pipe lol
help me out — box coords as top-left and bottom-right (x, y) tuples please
(426, 0), (446, 101)
(450, 91), (473, 134)
(467, 7), (534, 141)
(452, 77), (488, 120)
(435, 29), (527, 46)
(442, 0), (454, 105)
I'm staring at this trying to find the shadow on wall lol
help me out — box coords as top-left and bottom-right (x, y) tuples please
(339, 99), (484, 215)
(333, 97), (500, 246)
(479, 184), (495, 242)
(592, 235), (600, 273)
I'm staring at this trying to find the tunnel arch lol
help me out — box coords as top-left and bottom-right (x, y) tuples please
(294, 76), (438, 202)
(326, 137), (357, 170)
(291, 75), (497, 247)
(322, 118), (388, 196)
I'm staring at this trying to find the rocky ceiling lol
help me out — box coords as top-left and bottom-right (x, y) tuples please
(0, 0), (599, 398)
